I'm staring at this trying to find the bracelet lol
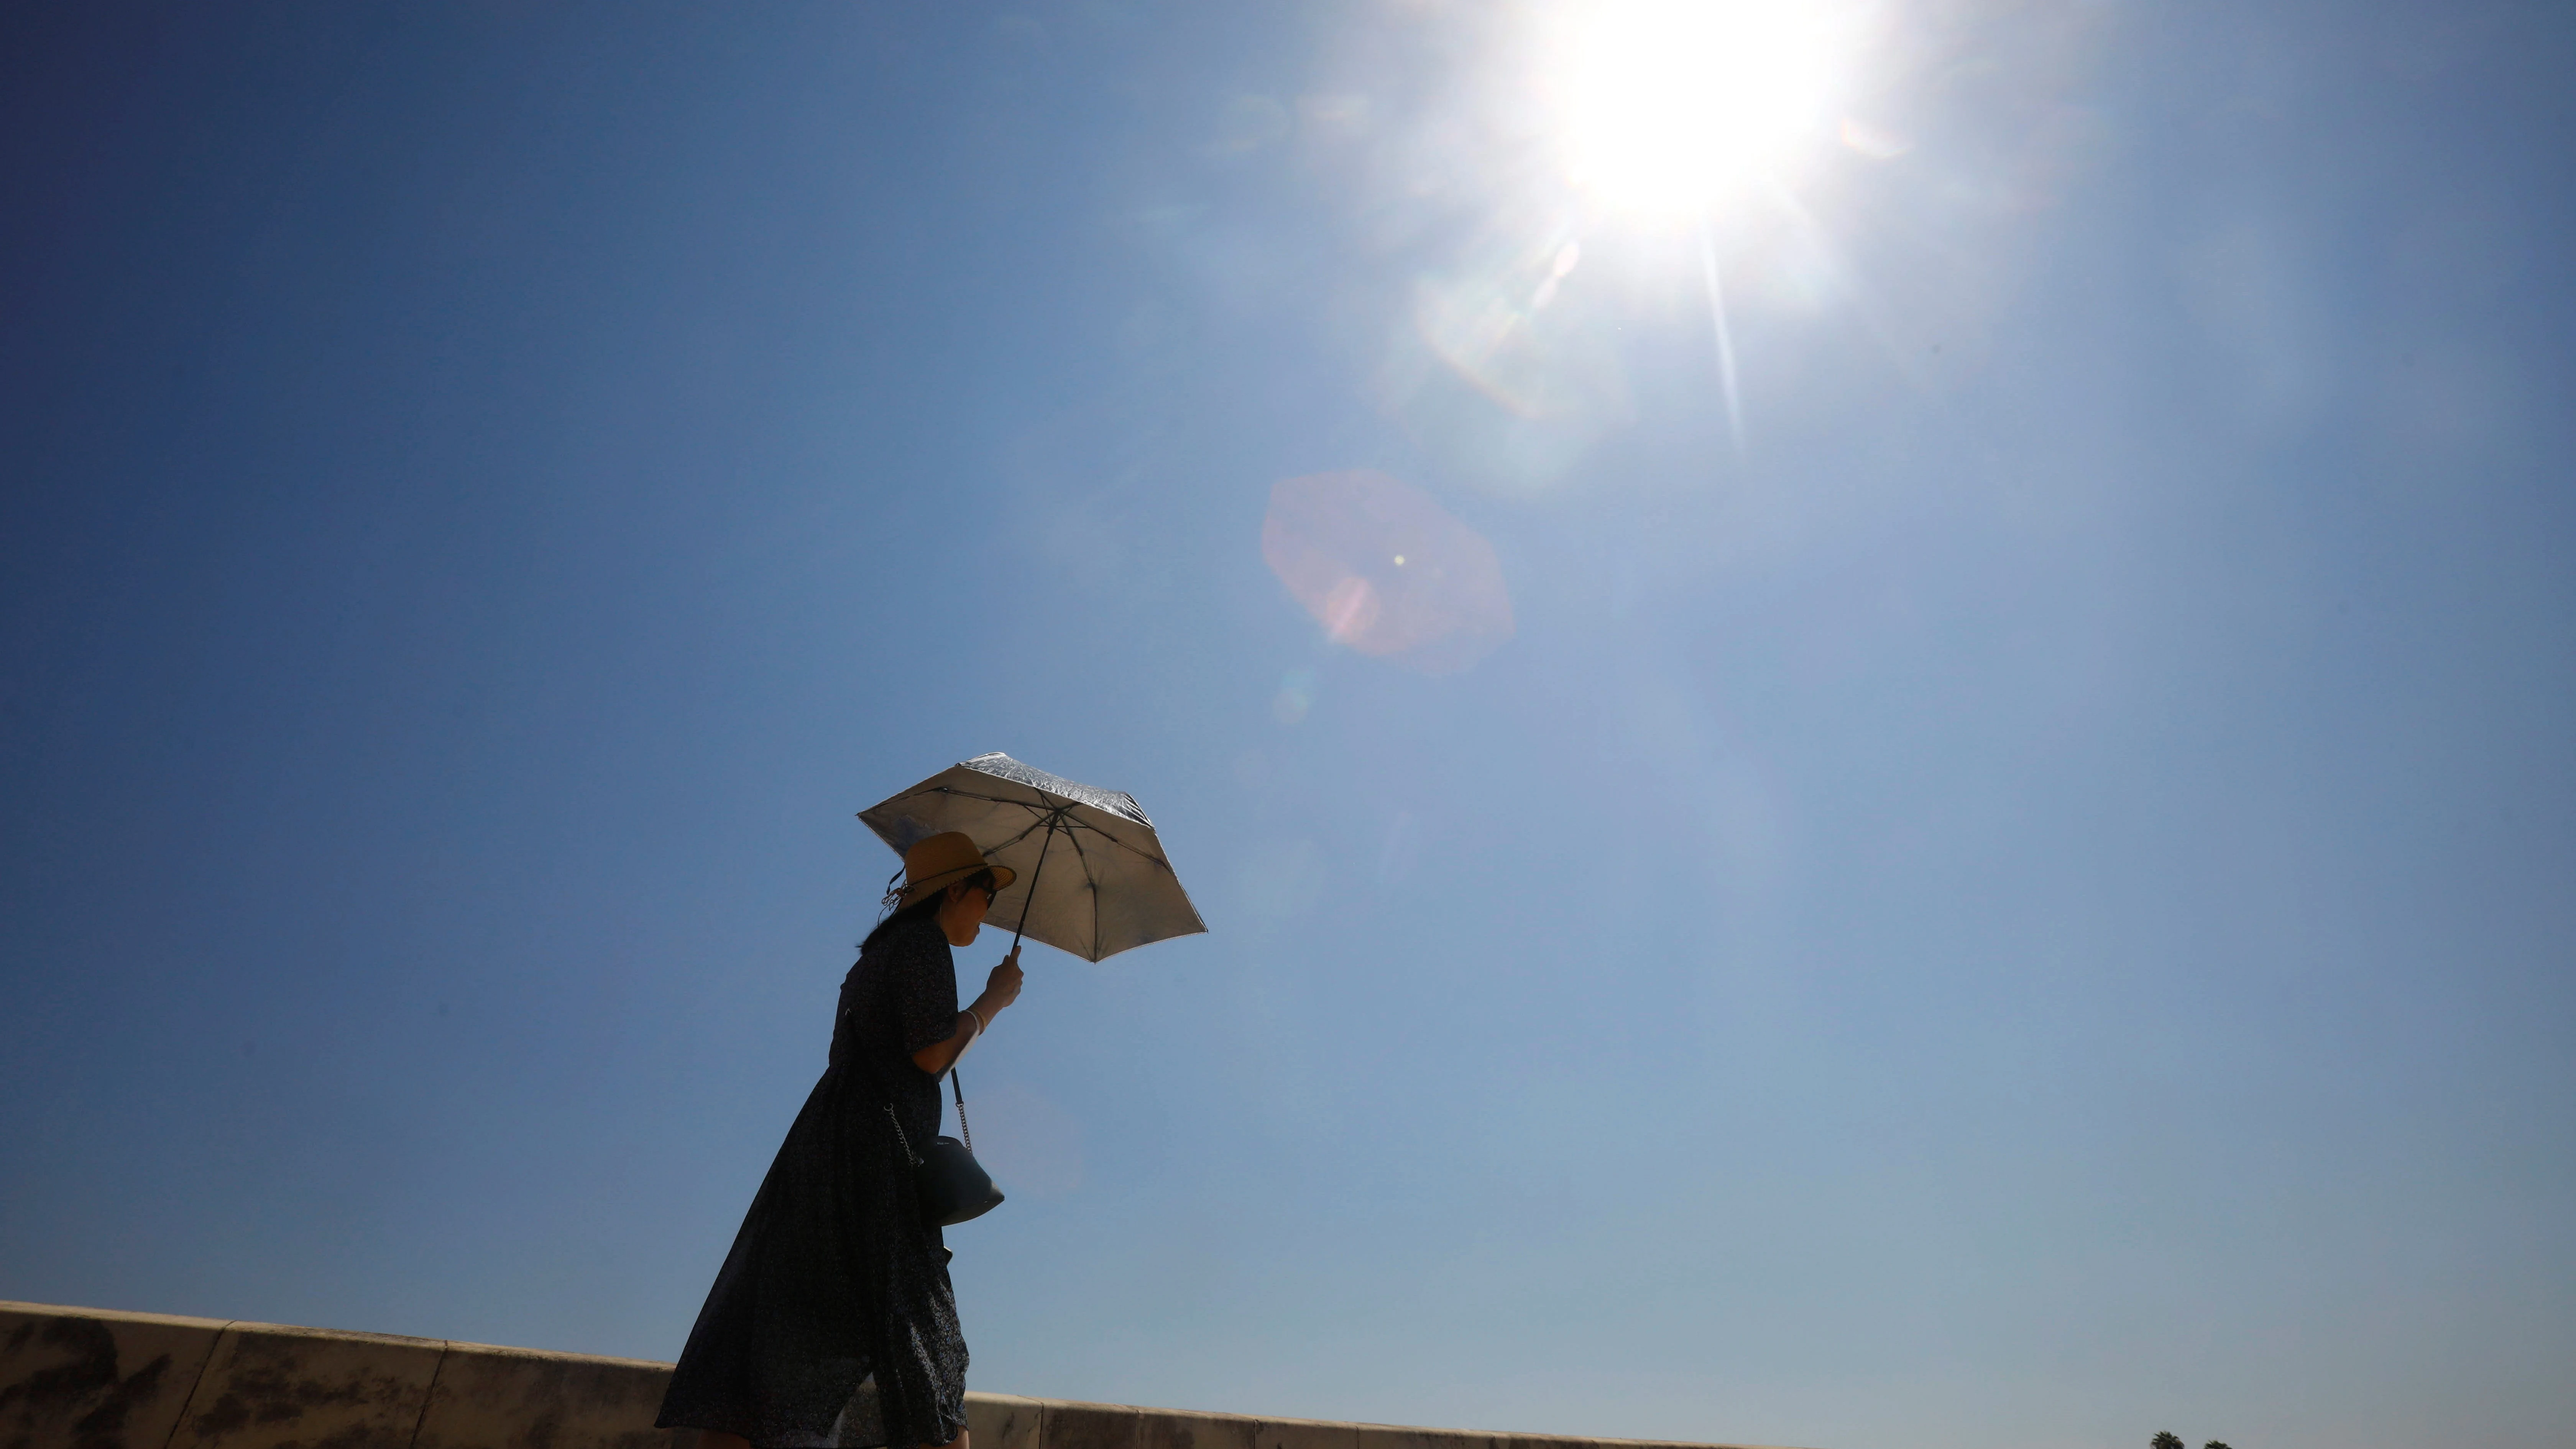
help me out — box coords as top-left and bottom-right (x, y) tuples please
(964, 1005), (990, 1037)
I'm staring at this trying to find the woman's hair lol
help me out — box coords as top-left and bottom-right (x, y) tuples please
(861, 867), (998, 953)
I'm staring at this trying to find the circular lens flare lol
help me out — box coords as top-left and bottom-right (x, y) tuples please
(1556, 0), (1840, 214)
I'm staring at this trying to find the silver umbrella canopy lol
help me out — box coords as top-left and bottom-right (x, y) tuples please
(858, 753), (1206, 962)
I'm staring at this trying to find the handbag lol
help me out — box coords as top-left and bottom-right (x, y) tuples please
(887, 1068), (1005, 1227)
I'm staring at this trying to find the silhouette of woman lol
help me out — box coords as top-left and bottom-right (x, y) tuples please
(657, 832), (1023, 1449)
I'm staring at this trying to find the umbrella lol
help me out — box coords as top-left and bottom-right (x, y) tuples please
(858, 752), (1206, 962)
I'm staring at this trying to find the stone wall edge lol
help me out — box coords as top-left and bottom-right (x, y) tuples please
(2, 1303), (1803, 1449)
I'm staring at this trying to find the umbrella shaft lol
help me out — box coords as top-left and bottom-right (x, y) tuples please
(1009, 816), (1060, 953)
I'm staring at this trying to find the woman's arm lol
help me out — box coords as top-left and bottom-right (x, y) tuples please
(910, 946), (1023, 1075)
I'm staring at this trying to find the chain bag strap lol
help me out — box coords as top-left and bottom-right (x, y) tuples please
(887, 1066), (1004, 1227)
(881, 1067), (968, 1155)
(881, 1070), (972, 1159)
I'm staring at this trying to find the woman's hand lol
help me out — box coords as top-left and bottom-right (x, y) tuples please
(977, 946), (1023, 1017)
(911, 946), (1023, 1076)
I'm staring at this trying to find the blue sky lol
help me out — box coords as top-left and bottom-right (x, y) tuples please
(3, 5), (2571, 1449)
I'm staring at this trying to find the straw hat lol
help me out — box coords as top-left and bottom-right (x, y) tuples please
(896, 831), (1016, 908)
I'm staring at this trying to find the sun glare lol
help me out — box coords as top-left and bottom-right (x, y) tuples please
(1555, 0), (1842, 215)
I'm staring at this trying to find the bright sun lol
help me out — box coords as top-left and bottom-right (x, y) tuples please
(1554, 0), (1843, 215)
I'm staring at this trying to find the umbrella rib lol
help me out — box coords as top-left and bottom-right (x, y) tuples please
(908, 785), (1176, 868)
(1061, 824), (1102, 961)
(904, 785), (1061, 821)
(906, 790), (1078, 856)
(978, 812), (1058, 855)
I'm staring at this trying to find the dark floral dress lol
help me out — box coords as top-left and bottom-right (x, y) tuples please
(658, 913), (969, 1449)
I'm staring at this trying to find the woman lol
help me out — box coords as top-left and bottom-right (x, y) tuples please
(658, 831), (1025, 1449)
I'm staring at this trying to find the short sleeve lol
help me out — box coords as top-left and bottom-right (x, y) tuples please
(888, 920), (961, 1059)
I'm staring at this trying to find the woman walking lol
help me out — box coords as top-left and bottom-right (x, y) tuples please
(658, 831), (1025, 1449)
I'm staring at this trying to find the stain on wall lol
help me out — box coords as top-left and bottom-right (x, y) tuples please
(0, 1308), (225, 1449)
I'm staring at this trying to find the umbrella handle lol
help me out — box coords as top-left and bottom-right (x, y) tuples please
(1008, 814), (1061, 954)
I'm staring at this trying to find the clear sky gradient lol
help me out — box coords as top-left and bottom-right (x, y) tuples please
(3, 6), (2571, 1449)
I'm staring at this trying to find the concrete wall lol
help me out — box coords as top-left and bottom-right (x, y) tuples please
(0, 1302), (1779, 1449)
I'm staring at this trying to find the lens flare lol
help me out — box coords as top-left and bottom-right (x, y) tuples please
(1261, 471), (1516, 675)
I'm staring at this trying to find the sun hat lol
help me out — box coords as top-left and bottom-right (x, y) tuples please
(896, 831), (1016, 908)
